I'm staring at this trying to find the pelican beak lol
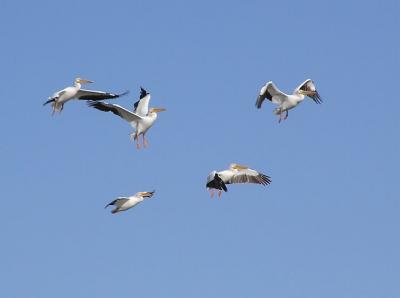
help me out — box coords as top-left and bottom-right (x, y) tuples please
(139, 191), (154, 198)
(77, 78), (94, 84)
(151, 107), (166, 113)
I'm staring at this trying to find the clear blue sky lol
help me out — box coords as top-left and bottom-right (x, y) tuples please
(1, 0), (399, 297)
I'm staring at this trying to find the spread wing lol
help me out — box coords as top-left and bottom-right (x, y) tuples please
(295, 79), (322, 104)
(76, 89), (129, 101)
(88, 101), (143, 122)
(133, 93), (151, 116)
(105, 197), (129, 208)
(256, 81), (287, 108)
(228, 168), (271, 186)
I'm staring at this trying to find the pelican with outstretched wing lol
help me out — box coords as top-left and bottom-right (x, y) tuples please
(43, 78), (128, 114)
(256, 79), (322, 123)
(88, 87), (166, 149)
(206, 163), (271, 198)
(105, 191), (155, 214)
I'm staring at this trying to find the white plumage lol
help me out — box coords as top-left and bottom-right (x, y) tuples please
(43, 77), (128, 114)
(256, 79), (322, 122)
(88, 87), (166, 149)
(105, 191), (155, 214)
(206, 163), (271, 198)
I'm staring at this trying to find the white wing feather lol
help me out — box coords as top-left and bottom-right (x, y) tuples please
(134, 94), (151, 116)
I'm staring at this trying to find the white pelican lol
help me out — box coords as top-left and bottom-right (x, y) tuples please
(88, 87), (166, 149)
(206, 163), (271, 198)
(255, 79), (322, 123)
(43, 77), (128, 114)
(105, 191), (155, 214)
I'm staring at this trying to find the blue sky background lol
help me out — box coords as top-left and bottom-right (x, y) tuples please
(1, 0), (399, 297)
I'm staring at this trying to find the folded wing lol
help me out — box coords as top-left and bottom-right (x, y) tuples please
(105, 197), (129, 208)
(206, 171), (228, 192)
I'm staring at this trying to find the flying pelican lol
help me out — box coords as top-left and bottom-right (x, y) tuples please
(105, 191), (155, 214)
(255, 79), (322, 123)
(43, 77), (128, 114)
(206, 163), (271, 198)
(88, 87), (166, 149)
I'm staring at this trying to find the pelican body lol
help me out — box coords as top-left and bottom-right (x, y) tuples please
(206, 163), (271, 198)
(105, 191), (155, 214)
(256, 79), (322, 123)
(43, 77), (128, 114)
(88, 87), (166, 149)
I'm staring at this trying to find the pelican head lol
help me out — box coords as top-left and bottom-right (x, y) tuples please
(150, 107), (166, 113)
(75, 78), (94, 84)
(230, 163), (248, 170)
(137, 191), (155, 199)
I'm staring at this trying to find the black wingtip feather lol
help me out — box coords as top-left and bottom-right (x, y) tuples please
(255, 96), (263, 109)
(43, 98), (55, 106)
(133, 100), (139, 111)
(118, 90), (130, 98)
(87, 101), (101, 108)
(140, 87), (148, 99)
(105, 199), (117, 208)
(259, 174), (272, 186)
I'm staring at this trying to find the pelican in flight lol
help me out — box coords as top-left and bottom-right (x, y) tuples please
(43, 77), (128, 114)
(88, 87), (166, 149)
(255, 79), (322, 123)
(105, 191), (155, 214)
(206, 163), (271, 198)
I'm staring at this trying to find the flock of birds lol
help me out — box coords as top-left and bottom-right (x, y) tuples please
(44, 77), (322, 213)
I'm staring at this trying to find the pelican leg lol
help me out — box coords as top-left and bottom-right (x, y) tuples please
(218, 190), (222, 198)
(143, 134), (149, 148)
(284, 110), (288, 120)
(135, 133), (141, 149)
(210, 189), (215, 198)
(278, 112), (282, 123)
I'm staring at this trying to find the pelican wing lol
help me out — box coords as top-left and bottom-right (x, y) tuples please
(105, 197), (129, 208)
(206, 171), (228, 192)
(76, 89), (129, 101)
(256, 81), (287, 108)
(206, 171), (217, 185)
(133, 93), (151, 116)
(295, 79), (322, 104)
(228, 168), (271, 186)
(88, 101), (143, 122)
(43, 90), (67, 106)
